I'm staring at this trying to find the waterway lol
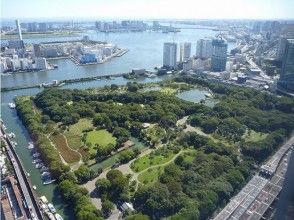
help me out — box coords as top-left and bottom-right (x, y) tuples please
(2, 28), (291, 220)
(2, 28), (236, 88)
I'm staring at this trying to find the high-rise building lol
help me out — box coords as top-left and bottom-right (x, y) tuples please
(15, 19), (22, 40)
(196, 39), (212, 59)
(35, 57), (49, 70)
(211, 39), (228, 72)
(28, 22), (38, 32)
(153, 21), (160, 31)
(38, 23), (48, 32)
(163, 42), (177, 68)
(278, 39), (294, 93)
(33, 44), (42, 58)
(180, 42), (191, 62)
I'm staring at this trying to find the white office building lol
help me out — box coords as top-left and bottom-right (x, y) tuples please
(35, 57), (49, 70)
(180, 42), (191, 62)
(163, 42), (177, 68)
(196, 38), (213, 59)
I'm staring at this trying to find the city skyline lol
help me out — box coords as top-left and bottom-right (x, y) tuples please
(2, 0), (294, 20)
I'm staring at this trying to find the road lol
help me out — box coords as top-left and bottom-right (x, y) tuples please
(213, 136), (294, 220)
(1, 124), (43, 220)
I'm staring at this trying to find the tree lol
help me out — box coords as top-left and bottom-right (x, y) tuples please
(95, 178), (111, 194)
(74, 165), (95, 183)
(102, 200), (114, 216)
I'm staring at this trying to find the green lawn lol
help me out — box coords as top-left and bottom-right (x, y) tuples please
(160, 87), (177, 95)
(85, 129), (116, 154)
(64, 119), (93, 150)
(131, 151), (175, 172)
(243, 130), (268, 142)
(138, 167), (164, 186)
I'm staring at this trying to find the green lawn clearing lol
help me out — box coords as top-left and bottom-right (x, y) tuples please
(131, 150), (176, 172)
(85, 129), (116, 154)
(138, 166), (164, 186)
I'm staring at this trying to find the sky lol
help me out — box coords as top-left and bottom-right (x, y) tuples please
(1, 0), (294, 20)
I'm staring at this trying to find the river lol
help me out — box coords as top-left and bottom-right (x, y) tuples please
(3, 28), (291, 220)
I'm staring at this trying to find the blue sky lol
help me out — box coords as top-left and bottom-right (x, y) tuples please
(2, 0), (294, 20)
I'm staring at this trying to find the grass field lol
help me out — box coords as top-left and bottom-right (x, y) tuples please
(138, 166), (164, 186)
(131, 151), (175, 172)
(50, 133), (81, 164)
(243, 130), (268, 142)
(160, 87), (177, 95)
(64, 119), (93, 150)
(85, 129), (116, 154)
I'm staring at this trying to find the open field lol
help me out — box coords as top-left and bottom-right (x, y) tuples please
(85, 129), (116, 154)
(64, 119), (93, 150)
(50, 133), (81, 163)
(138, 166), (164, 186)
(131, 150), (176, 172)
(243, 130), (268, 142)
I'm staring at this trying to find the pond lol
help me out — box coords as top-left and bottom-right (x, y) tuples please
(176, 88), (218, 107)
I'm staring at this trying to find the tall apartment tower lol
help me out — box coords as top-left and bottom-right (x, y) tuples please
(211, 39), (228, 72)
(179, 42), (191, 62)
(196, 38), (212, 59)
(163, 42), (177, 68)
(278, 39), (294, 93)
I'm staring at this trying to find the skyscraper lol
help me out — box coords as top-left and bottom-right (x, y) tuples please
(179, 42), (191, 62)
(278, 39), (294, 93)
(33, 44), (42, 58)
(15, 19), (22, 40)
(163, 42), (177, 68)
(196, 39), (212, 59)
(211, 39), (227, 72)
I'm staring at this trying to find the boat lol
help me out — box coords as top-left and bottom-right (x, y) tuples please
(8, 103), (16, 109)
(47, 212), (56, 220)
(43, 178), (56, 185)
(48, 203), (56, 213)
(35, 163), (44, 169)
(32, 159), (42, 164)
(55, 213), (64, 220)
(32, 153), (41, 158)
(8, 132), (16, 138)
(28, 142), (34, 149)
(33, 185), (37, 190)
(41, 172), (51, 177)
(40, 166), (49, 173)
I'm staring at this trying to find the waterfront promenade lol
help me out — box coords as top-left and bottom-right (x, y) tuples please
(213, 136), (294, 220)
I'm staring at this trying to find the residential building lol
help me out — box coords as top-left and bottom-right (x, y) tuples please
(35, 57), (49, 70)
(180, 42), (191, 62)
(33, 44), (42, 58)
(196, 38), (212, 59)
(27, 22), (38, 32)
(38, 23), (48, 32)
(278, 39), (294, 93)
(211, 39), (228, 72)
(163, 42), (177, 68)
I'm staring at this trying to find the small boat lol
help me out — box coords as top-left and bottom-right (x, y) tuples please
(43, 178), (56, 185)
(27, 172), (30, 177)
(8, 132), (16, 138)
(40, 166), (49, 173)
(32, 153), (41, 158)
(8, 103), (16, 109)
(35, 163), (44, 169)
(28, 142), (34, 149)
(48, 203), (56, 213)
(47, 212), (55, 220)
(32, 159), (42, 164)
(33, 185), (37, 190)
(11, 141), (17, 146)
(55, 213), (64, 220)
(41, 172), (51, 177)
